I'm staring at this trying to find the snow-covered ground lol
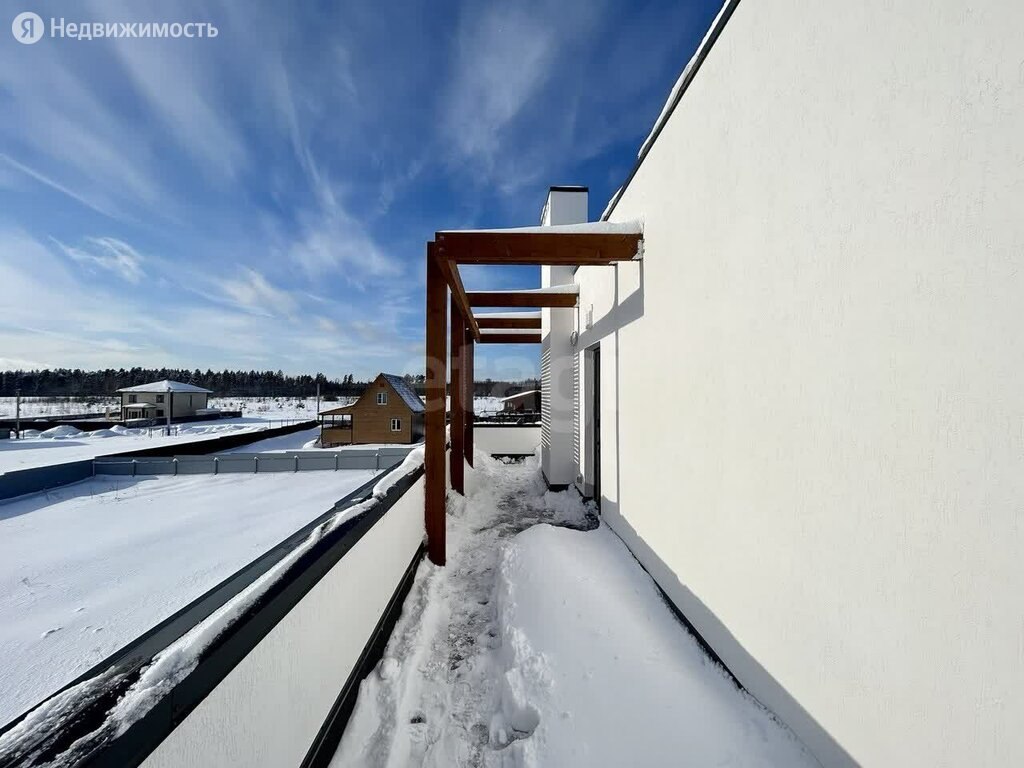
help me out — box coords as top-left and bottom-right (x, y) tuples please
(0, 469), (379, 726)
(221, 426), (322, 453)
(333, 455), (816, 767)
(0, 422), (273, 474)
(1, 395), (505, 420)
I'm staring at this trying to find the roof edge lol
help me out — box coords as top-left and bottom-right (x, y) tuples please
(601, 0), (741, 221)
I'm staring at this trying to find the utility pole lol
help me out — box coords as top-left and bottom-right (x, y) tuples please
(14, 388), (21, 440)
(315, 378), (321, 417)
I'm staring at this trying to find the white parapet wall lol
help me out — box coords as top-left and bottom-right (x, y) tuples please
(140, 476), (425, 768)
(474, 425), (541, 457)
(574, 1), (1024, 766)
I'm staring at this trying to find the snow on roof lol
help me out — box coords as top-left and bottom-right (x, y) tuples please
(472, 311), (542, 320)
(441, 220), (642, 236)
(116, 380), (213, 394)
(490, 284), (579, 295)
(603, 0), (736, 220)
(124, 403), (159, 409)
(382, 374), (425, 413)
(500, 390), (539, 402)
(480, 328), (539, 335)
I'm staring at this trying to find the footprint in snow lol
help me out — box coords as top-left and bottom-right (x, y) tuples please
(41, 627), (62, 638)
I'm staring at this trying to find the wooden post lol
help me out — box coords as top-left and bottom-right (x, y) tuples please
(465, 329), (474, 467)
(450, 295), (466, 494)
(425, 244), (448, 566)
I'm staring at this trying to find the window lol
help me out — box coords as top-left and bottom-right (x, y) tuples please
(128, 394), (137, 403)
(376, 391), (388, 405)
(390, 418), (401, 432)
(156, 409), (164, 418)
(156, 394), (164, 403)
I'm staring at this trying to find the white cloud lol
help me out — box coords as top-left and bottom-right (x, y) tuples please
(219, 268), (298, 317)
(444, 5), (556, 173)
(53, 236), (146, 284)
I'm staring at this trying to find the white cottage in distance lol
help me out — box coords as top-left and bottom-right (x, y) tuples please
(117, 380), (213, 421)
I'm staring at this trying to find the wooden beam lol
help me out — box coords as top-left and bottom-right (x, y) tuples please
(424, 243), (447, 566)
(438, 257), (480, 341)
(464, 330), (474, 468)
(475, 316), (542, 329)
(435, 231), (641, 266)
(468, 291), (577, 308)
(450, 295), (465, 495)
(477, 333), (543, 344)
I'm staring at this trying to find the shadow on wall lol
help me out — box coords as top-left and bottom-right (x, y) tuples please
(605, 510), (859, 768)
(573, 261), (645, 352)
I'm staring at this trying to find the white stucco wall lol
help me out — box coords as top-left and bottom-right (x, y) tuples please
(575, 1), (1024, 765)
(141, 478), (425, 768)
(473, 425), (541, 456)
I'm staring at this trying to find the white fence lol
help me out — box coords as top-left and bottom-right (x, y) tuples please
(473, 424), (541, 456)
(94, 447), (415, 476)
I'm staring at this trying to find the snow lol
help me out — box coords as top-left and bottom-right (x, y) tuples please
(333, 454), (816, 767)
(116, 380), (212, 394)
(636, 0), (732, 160)
(0, 469), (379, 726)
(486, 284), (579, 295)
(0, 422), (271, 474)
(500, 391), (539, 402)
(221, 427), (322, 453)
(474, 397), (504, 415)
(472, 312), (541, 320)
(443, 221), (642, 236)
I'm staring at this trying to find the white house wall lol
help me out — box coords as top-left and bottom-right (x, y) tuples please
(575, 1), (1024, 766)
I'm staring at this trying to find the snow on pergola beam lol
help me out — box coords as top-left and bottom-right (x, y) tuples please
(467, 287), (578, 308)
(475, 316), (542, 329)
(434, 222), (643, 266)
(477, 333), (543, 344)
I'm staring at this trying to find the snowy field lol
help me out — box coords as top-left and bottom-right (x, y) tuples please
(0, 421), (273, 474)
(1, 395), (505, 420)
(334, 455), (816, 767)
(0, 469), (379, 726)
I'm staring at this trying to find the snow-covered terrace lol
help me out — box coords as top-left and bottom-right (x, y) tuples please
(333, 454), (814, 766)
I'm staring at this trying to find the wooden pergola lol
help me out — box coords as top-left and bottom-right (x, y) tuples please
(423, 226), (642, 565)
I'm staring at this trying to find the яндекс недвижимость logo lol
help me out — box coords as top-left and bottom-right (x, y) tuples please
(11, 11), (45, 44)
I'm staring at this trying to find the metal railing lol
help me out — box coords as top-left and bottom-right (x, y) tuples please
(93, 447), (415, 477)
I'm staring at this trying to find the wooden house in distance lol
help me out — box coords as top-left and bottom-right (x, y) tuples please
(319, 373), (425, 446)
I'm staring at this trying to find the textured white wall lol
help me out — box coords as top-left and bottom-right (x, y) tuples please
(141, 479), (425, 768)
(578, 1), (1024, 765)
(474, 425), (541, 456)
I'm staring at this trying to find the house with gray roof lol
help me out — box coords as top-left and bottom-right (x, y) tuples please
(116, 380), (213, 421)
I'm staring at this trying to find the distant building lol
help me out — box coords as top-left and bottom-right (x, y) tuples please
(319, 373), (424, 446)
(502, 390), (540, 413)
(117, 380), (213, 421)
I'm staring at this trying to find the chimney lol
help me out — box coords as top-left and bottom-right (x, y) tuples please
(539, 186), (587, 488)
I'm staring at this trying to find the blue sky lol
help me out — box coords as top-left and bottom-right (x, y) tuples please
(0, 0), (719, 380)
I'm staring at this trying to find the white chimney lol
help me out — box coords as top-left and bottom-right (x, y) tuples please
(539, 186), (587, 488)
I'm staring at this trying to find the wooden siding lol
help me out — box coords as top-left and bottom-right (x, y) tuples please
(320, 374), (422, 445)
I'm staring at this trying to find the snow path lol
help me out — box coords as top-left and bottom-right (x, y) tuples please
(334, 455), (815, 767)
(0, 469), (377, 726)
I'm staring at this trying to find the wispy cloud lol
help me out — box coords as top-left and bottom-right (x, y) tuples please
(219, 268), (298, 317)
(52, 236), (147, 284)
(0, 154), (122, 221)
(444, 5), (556, 176)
